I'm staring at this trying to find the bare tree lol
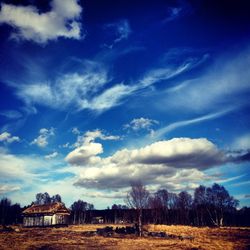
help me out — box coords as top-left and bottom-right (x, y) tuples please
(125, 181), (149, 236)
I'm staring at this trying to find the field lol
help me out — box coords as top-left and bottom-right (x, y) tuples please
(0, 224), (250, 250)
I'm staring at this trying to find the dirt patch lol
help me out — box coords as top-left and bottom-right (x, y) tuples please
(0, 225), (249, 250)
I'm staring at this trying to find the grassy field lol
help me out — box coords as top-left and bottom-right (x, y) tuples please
(0, 224), (250, 250)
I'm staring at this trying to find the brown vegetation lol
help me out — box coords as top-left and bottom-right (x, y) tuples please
(0, 224), (250, 250)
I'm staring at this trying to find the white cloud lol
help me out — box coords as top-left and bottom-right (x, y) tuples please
(152, 108), (233, 139)
(124, 117), (159, 131)
(61, 142), (70, 148)
(31, 127), (54, 148)
(0, 132), (20, 143)
(80, 83), (135, 111)
(0, 150), (84, 207)
(0, 0), (83, 44)
(232, 133), (250, 150)
(139, 61), (191, 88)
(0, 184), (20, 194)
(110, 138), (225, 168)
(103, 19), (131, 49)
(12, 50), (208, 113)
(67, 137), (226, 189)
(66, 141), (103, 165)
(162, 49), (250, 112)
(72, 127), (80, 135)
(77, 54), (205, 112)
(163, 1), (193, 24)
(16, 60), (109, 111)
(84, 130), (120, 141)
(0, 150), (36, 180)
(0, 110), (22, 119)
(45, 152), (58, 160)
(66, 129), (120, 165)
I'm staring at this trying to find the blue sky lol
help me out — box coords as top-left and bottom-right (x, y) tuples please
(0, 0), (250, 209)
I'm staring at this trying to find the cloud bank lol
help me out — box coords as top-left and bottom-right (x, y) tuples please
(65, 137), (226, 190)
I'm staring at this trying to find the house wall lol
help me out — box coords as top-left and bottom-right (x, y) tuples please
(44, 215), (53, 226)
(23, 214), (69, 227)
(23, 216), (45, 227)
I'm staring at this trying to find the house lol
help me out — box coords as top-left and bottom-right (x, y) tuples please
(22, 202), (70, 227)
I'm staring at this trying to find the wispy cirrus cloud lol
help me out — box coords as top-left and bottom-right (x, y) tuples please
(83, 52), (207, 112)
(15, 60), (109, 110)
(0, 110), (22, 119)
(79, 83), (135, 112)
(161, 48), (250, 112)
(0, 0), (83, 44)
(138, 54), (207, 89)
(162, 0), (193, 23)
(152, 108), (234, 140)
(9, 49), (208, 113)
(103, 19), (131, 49)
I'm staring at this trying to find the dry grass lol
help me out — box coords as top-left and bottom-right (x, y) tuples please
(0, 224), (249, 250)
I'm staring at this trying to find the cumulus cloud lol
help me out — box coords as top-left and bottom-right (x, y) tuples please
(0, 0), (83, 43)
(66, 129), (120, 165)
(0, 132), (20, 143)
(110, 138), (225, 168)
(45, 152), (58, 160)
(124, 117), (159, 132)
(66, 141), (103, 166)
(31, 127), (54, 148)
(68, 137), (226, 189)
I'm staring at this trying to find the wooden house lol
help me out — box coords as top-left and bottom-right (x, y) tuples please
(22, 202), (70, 227)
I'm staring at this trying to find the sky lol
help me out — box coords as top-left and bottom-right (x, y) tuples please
(0, 0), (250, 209)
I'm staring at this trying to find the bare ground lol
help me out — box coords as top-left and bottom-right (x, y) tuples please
(0, 224), (250, 250)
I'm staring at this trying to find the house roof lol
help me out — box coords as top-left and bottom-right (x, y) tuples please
(22, 202), (70, 215)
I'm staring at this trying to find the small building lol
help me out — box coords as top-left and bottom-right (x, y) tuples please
(92, 216), (104, 224)
(22, 202), (70, 227)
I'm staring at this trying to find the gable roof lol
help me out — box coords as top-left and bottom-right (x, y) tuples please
(22, 202), (70, 215)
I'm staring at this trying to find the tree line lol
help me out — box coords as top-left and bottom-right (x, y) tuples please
(0, 183), (250, 227)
